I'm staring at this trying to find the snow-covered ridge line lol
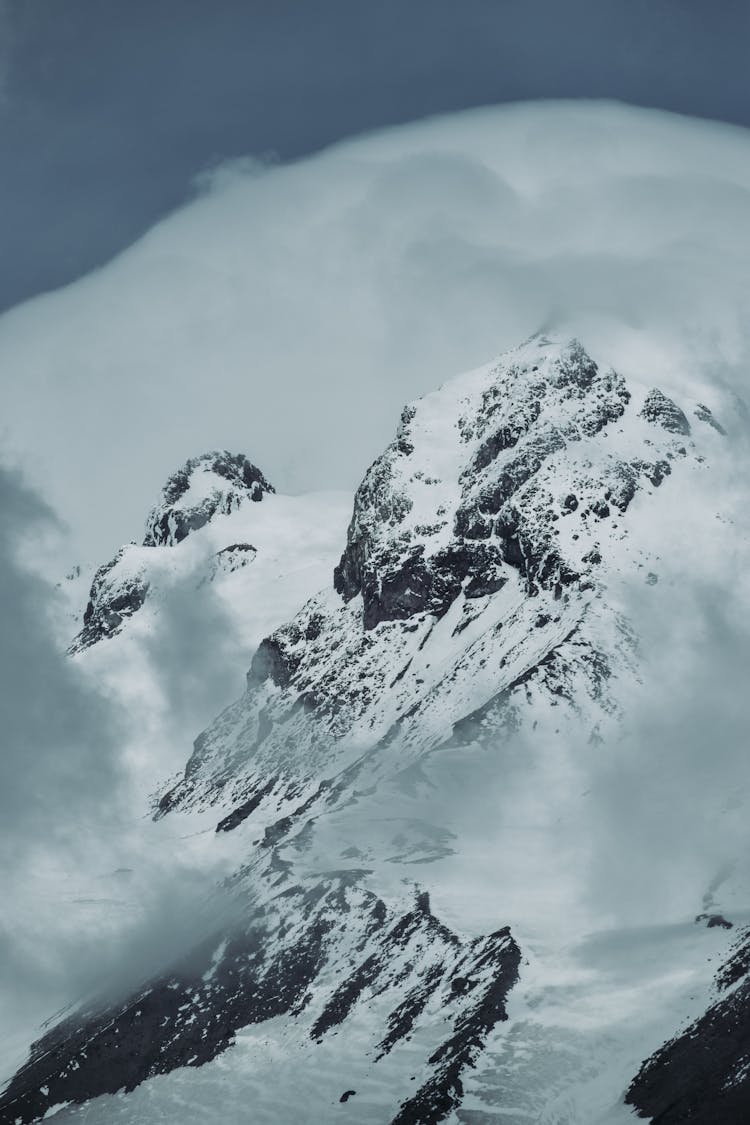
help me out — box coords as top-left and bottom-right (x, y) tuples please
(164, 333), (728, 816)
(142, 451), (273, 548)
(3, 333), (744, 1125)
(69, 451), (274, 653)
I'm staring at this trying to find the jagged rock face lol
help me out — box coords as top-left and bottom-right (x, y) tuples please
(626, 927), (750, 1124)
(6, 335), (736, 1124)
(69, 452), (274, 653)
(69, 548), (149, 653)
(330, 341), (703, 631)
(0, 878), (518, 1125)
(143, 451), (274, 547)
(639, 387), (692, 435)
(165, 335), (712, 812)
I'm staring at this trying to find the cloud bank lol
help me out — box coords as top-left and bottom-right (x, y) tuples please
(0, 469), (242, 1079)
(2, 100), (750, 564)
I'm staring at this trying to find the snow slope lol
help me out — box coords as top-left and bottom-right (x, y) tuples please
(2, 335), (748, 1125)
(67, 450), (352, 790)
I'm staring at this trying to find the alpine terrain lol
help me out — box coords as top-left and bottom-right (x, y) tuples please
(2, 334), (748, 1124)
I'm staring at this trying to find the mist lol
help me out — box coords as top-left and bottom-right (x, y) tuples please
(2, 101), (750, 567)
(0, 468), (243, 1081)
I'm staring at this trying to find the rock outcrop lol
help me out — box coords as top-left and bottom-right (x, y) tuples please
(69, 452), (273, 653)
(627, 927), (750, 1124)
(5, 334), (736, 1125)
(143, 451), (273, 548)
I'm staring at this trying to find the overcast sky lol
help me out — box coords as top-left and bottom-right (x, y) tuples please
(2, 0), (750, 314)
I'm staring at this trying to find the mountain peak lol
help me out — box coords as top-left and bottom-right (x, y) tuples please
(143, 451), (274, 547)
(69, 451), (277, 653)
(333, 336), (632, 630)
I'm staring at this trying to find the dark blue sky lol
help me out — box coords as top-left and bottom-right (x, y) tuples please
(1, 0), (748, 314)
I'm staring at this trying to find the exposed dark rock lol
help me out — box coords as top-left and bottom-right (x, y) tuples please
(472, 429), (567, 518)
(210, 542), (257, 578)
(640, 388), (691, 436)
(717, 929), (750, 991)
(471, 400), (542, 472)
(69, 453), (273, 652)
(332, 340), (646, 630)
(549, 338), (599, 393)
(390, 927), (520, 1125)
(0, 905), (329, 1125)
(0, 872), (522, 1125)
(694, 403), (727, 435)
(626, 981), (750, 1122)
(248, 637), (299, 688)
(376, 965), (446, 1059)
(695, 913), (733, 930)
(627, 928), (750, 1124)
(144, 451), (274, 547)
(68, 549), (148, 653)
(333, 449), (413, 605)
(361, 546), (460, 630)
(215, 776), (278, 832)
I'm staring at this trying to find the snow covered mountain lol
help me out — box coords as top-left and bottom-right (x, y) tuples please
(70, 450), (312, 654)
(2, 334), (748, 1124)
(58, 451), (351, 794)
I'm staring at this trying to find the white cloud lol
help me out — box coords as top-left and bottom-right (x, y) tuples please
(2, 100), (750, 565)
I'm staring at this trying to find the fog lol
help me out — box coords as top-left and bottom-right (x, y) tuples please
(2, 101), (750, 567)
(0, 468), (245, 1079)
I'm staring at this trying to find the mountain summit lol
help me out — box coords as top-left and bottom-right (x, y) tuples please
(143, 451), (274, 548)
(3, 335), (746, 1125)
(70, 452), (276, 652)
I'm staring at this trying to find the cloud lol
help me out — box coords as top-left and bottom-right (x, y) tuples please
(2, 97), (750, 1098)
(0, 469), (237, 1077)
(582, 569), (750, 925)
(0, 467), (125, 852)
(1, 101), (750, 565)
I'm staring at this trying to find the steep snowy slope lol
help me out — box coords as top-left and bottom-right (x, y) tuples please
(0, 453), (352, 1097)
(72, 450), (308, 653)
(159, 336), (718, 817)
(65, 450), (351, 787)
(1, 335), (747, 1125)
(626, 921), (750, 1124)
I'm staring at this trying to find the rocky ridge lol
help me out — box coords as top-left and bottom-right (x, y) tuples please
(1, 334), (739, 1124)
(627, 925), (750, 1123)
(162, 335), (714, 819)
(0, 878), (519, 1125)
(142, 452), (273, 548)
(69, 452), (273, 653)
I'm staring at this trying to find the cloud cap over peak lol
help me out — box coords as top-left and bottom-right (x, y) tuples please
(2, 100), (750, 563)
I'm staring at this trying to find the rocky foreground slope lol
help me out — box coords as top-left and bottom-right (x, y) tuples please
(1, 334), (747, 1124)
